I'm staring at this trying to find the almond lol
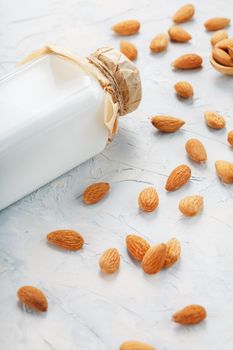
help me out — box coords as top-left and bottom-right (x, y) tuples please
(17, 286), (48, 312)
(151, 115), (185, 133)
(215, 160), (233, 183)
(185, 138), (207, 163)
(165, 164), (191, 191)
(163, 238), (181, 268)
(138, 187), (159, 212)
(228, 46), (233, 60)
(204, 111), (226, 129)
(174, 81), (194, 99)
(142, 243), (167, 274)
(83, 182), (110, 204)
(172, 305), (207, 325)
(173, 4), (195, 23)
(168, 26), (192, 42)
(120, 341), (156, 350)
(99, 248), (120, 274)
(126, 235), (150, 261)
(204, 17), (230, 31)
(112, 20), (140, 36)
(120, 41), (137, 61)
(227, 130), (233, 146)
(179, 195), (203, 216)
(150, 33), (169, 53)
(212, 47), (233, 67)
(211, 30), (228, 46)
(216, 38), (233, 49)
(172, 54), (202, 69)
(47, 230), (84, 251)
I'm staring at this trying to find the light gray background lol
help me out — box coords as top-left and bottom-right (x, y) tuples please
(1, 0), (233, 349)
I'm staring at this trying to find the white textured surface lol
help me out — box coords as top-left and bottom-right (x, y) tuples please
(1, 1), (233, 349)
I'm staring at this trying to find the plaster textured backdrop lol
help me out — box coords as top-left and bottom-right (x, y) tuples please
(1, 0), (233, 349)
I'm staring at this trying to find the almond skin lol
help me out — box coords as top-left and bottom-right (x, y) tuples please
(179, 195), (203, 216)
(173, 4), (195, 23)
(120, 341), (156, 350)
(227, 130), (233, 146)
(173, 305), (207, 325)
(120, 41), (137, 61)
(216, 38), (233, 49)
(138, 187), (159, 212)
(185, 138), (207, 163)
(47, 230), (84, 251)
(150, 33), (169, 53)
(168, 26), (192, 42)
(215, 160), (233, 184)
(204, 111), (226, 129)
(211, 30), (228, 46)
(17, 286), (48, 312)
(126, 235), (150, 261)
(204, 17), (230, 31)
(151, 115), (185, 133)
(212, 47), (233, 67)
(142, 243), (167, 274)
(172, 54), (202, 69)
(163, 238), (181, 268)
(165, 164), (191, 191)
(112, 20), (140, 36)
(83, 182), (110, 204)
(99, 248), (120, 274)
(174, 81), (194, 99)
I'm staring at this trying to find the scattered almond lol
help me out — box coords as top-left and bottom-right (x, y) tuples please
(215, 160), (233, 183)
(99, 248), (120, 274)
(174, 81), (194, 99)
(215, 38), (233, 49)
(112, 20), (140, 36)
(204, 17), (230, 31)
(142, 243), (167, 274)
(163, 238), (181, 268)
(173, 304), (207, 325)
(211, 30), (228, 46)
(179, 195), (203, 216)
(83, 182), (110, 204)
(150, 33), (168, 53)
(168, 26), (192, 42)
(165, 164), (191, 191)
(151, 115), (185, 133)
(138, 187), (159, 212)
(126, 235), (150, 261)
(204, 111), (226, 129)
(185, 138), (207, 163)
(120, 341), (156, 350)
(212, 47), (233, 67)
(120, 41), (137, 61)
(172, 53), (202, 69)
(47, 230), (84, 251)
(173, 4), (195, 23)
(227, 130), (233, 146)
(17, 286), (48, 312)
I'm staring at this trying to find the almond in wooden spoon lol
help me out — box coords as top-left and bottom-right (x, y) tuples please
(211, 30), (228, 46)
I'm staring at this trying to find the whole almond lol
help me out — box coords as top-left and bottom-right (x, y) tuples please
(173, 305), (207, 325)
(120, 41), (137, 61)
(17, 286), (48, 312)
(204, 17), (230, 31)
(99, 248), (120, 274)
(215, 160), (233, 183)
(216, 38), (233, 49)
(211, 30), (228, 46)
(138, 187), (159, 212)
(150, 33), (169, 53)
(212, 47), (233, 67)
(165, 164), (191, 191)
(151, 115), (185, 133)
(47, 230), (84, 251)
(112, 20), (140, 36)
(185, 138), (207, 163)
(204, 111), (226, 129)
(179, 195), (203, 216)
(228, 46), (233, 60)
(83, 182), (110, 204)
(120, 341), (156, 350)
(163, 238), (181, 268)
(168, 26), (192, 42)
(174, 81), (194, 99)
(227, 130), (233, 146)
(172, 54), (202, 69)
(173, 4), (195, 23)
(142, 243), (167, 274)
(126, 235), (150, 261)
